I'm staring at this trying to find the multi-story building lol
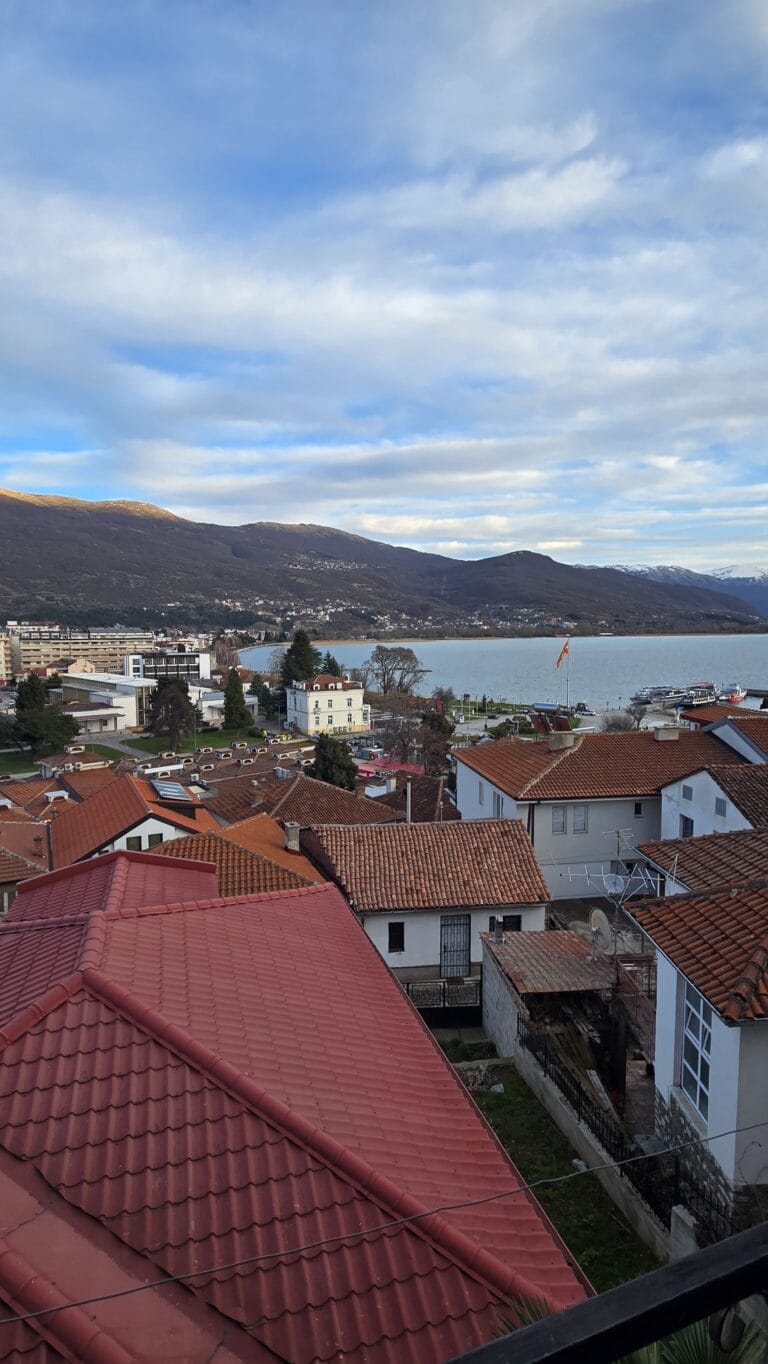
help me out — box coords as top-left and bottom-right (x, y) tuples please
(0, 635), (12, 685)
(60, 673), (157, 730)
(9, 627), (154, 674)
(124, 649), (212, 683)
(286, 673), (371, 735)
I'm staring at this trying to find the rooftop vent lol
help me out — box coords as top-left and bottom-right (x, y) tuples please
(547, 731), (576, 751)
(45, 790), (69, 803)
(653, 727), (680, 742)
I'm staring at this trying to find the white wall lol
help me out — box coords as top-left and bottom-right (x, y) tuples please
(361, 904), (546, 972)
(454, 762), (520, 822)
(98, 816), (185, 855)
(522, 796), (660, 899)
(709, 722), (767, 762)
(482, 944), (524, 1055)
(660, 770), (752, 841)
(734, 1026), (768, 1184)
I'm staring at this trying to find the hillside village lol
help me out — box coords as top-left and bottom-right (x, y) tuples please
(0, 625), (768, 1358)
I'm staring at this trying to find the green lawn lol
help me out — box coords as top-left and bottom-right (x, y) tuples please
(0, 749), (40, 775)
(77, 743), (123, 762)
(474, 1070), (661, 1292)
(125, 728), (264, 756)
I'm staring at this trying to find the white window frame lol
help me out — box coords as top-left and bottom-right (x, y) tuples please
(680, 980), (711, 1122)
(572, 803), (588, 834)
(492, 790), (504, 818)
(552, 804), (566, 835)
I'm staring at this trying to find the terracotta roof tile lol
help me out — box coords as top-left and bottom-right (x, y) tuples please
(203, 772), (265, 824)
(456, 731), (744, 800)
(255, 772), (400, 826)
(377, 774), (461, 822)
(0, 858), (588, 1359)
(631, 883), (768, 1021)
(50, 774), (219, 867)
(709, 764), (768, 827)
(679, 704), (746, 726)
(6, 850), (218, 926)
(154, 830), (313, 894)
(484, 930), (614, 995)
(638, 828), (768, 893)
(219, 813), (326, 882)
(709, 713), (768, 756)
(0, 848), (41, 885)
(60, 767), (119, 800)
(304, 819), (548, 911)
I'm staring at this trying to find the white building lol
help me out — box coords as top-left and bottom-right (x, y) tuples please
(286, 673), (370, 736)
(187, 684), (258, 729)
(124, 649), (212, 682)
(453, 729), (739, 899)
(60, 672), (157, 730)
(302, 820), (548, 982)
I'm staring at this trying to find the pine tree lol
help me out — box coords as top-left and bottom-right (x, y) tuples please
(322, 651), (342, 676)
(223, 668), (251, 732)
(147, 678), (197, 749)
(15, 672), (47, 714)
(310, 733), (358, 791)
(280, 630), (322, 687)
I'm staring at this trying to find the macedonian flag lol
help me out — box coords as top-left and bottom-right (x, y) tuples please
(555, 639), (570, 669)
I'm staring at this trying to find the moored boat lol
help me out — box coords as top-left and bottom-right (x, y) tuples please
(717, 683), (747, 703)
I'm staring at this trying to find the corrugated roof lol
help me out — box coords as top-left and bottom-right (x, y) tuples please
(484, 929), (614, 995)
(0, 858), (588, 1360)
(304, 819), (549, 911)
(153, 830), (314, 894)
(456, 731), (744, 800)
(50, 774), (219, 867)
(632, 883), (768, 1021)
(638, 828), (768, 892)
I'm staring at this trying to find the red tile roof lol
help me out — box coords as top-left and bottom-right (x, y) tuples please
(709, 764), (768, 828)
(709, 713), (768, 756)
(484, 930), (614, 995)
(202, 771), (265, 824)
(7, 849), (217, 925)
(296, 673), (362, 691)
(0, 848), (41, 886)
(638, 828), (768, 893)
(254, 771), (401, 826)
(377, 773), (461, 822)
(0, 822), (48, 871)
(50, 774), (219, 867)
(304, 819), (549, 911)
(456, 731), (743, 800)
(631, 883), (768, 1021)
(219, 813), (326, 882)
(153, 830), (314, 894)
(60, 767), (119, 800)
(679, 704), (745, 726)
(0, 859), (588, 1360)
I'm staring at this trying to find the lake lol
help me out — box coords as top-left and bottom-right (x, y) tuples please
(240, 634), (767, 712)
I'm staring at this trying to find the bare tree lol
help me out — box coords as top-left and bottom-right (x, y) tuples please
(213, 634), (238, 670)
(365, 645), (430, 695)
(599, 709), (637, 733)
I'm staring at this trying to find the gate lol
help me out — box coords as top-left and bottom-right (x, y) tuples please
(440, 913), (471, 978)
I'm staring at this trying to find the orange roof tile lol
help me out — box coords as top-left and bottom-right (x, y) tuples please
(255, 772), (400, 826)
(709, 764), (768, 828)
(50, 774), (219, 868)
(456, 731), (744, 801)
(710, 713), (768, 756)
(631, 883), (768, 1021)
(154, 831), (314, 894)
(0, 848), (41, 885)
(220, 813), (326, 882)
(376, 773), (460, 822)
(638, 828), (768, 893)
(304, 819), (548, 912)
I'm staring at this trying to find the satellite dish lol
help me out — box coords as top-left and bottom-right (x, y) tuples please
(590, 908), (612, 952)
(602, 872), (626, 897)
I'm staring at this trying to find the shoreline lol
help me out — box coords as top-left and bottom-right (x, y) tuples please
(242, 629), (768, 650)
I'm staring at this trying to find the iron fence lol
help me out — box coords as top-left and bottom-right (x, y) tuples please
(517, 1017), (733, 1244)
(404, 978), (482, 1010)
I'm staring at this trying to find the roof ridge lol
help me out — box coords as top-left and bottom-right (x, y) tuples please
(519, 738), (580, 797)
(727, 941), (768, 1021)
(0, 972), (85, 1050)
(0, 1231), (134, 1364)
(268, 773), (300, 817)
(81, 965), (557, 1312)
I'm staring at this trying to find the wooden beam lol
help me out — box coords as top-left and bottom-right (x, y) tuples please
(450, 1222), (768, 1364)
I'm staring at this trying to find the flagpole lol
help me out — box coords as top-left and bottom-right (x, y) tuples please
(566, 642), (570, 711)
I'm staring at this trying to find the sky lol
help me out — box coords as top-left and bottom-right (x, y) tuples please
(0, 0), (767, 571)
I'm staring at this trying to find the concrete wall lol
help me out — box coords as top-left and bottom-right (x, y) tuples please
(734, 1025), (768, 1185)
(454, 763), (519, 821)
(521, 796), (660, 899)
(99, 816), (185, 855)
(660, 769), (752, 841)
(482, 943), (525, 1055)
(363, 904), (546, 975)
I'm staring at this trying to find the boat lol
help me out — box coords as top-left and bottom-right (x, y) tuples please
(629, 685), (689, 707)
(680, 682), (719, 707)
(718, 684), (747, 704)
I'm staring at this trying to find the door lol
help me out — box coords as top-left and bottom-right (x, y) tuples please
(440, 913), (471, 978)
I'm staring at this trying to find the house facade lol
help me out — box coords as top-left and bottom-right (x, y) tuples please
(301, 819), (548, 981)
(286, 673), (371, 736)
(60, 671), (157, 729)
(454, 729), (738, 900)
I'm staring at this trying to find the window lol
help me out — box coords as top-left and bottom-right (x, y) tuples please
(634, 801), (643, 818)
(679, 814), (694, 839)
(147, 833), (164, 848)
(388, 921), (405, 953)
(492, 791), (504, 818)
(552, 805), (566, 834)
(682, 784), (693, 801)
(680, 980), (711, 1121)
(478, 780), (484, 807)
(489, 913), (522, 932)
(572, 803), (588, 833)
(126, 836), (142, 851)
(715, 797), (727, 818)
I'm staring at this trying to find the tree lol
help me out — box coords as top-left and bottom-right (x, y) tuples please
(15, 705), (79, 754)
(213, 634), (238, 670)
(223, 668), (251, 731)
(432, 686), (457, 715)
(365, 645), (430, 695)
(147, 677), (197, 749)
(310, 733), (358, 790)
(600, 709), (637, 733)
(322, 650), (342, 677)
(280, 630), (322, 687)
(15, 673), (47, 714)
(416, 710), (454, 775)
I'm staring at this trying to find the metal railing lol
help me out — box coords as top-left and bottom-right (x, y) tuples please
(404, 978), (482, 1009)
(516, 1018), (733, 1244)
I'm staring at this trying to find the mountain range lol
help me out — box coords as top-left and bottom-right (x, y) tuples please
(598, 564), (768, 618)
(0, 488), (763, 635)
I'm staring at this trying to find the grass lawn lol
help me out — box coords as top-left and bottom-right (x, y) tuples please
(125, 729), (259, 755)
(474, 1070), (661, 1292)
(0, 750), (40, 775)
(76, 743), (124, 763)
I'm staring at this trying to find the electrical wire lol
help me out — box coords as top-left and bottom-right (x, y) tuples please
(0, 1117), (766, 1329)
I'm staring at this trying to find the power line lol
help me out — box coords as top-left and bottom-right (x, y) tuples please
(0, 1117), (766, 1330)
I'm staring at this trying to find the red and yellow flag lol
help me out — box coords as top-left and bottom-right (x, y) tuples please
(555, 639), (570, 670)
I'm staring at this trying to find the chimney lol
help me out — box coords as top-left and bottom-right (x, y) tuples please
(547, 731), (576, 751)
(653, 727), (680, 742)
(385, 775), (397, 795)
(284, 821), (301, 852)
(405, 778), (412, 824)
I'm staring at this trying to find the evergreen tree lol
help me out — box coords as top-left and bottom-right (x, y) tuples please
(321, 651), (342, 676)
(15, 706), (79, 754)
(15, 672), (47, 714)
(280, 630), (322, 687)
(147, 677), (197, 749)
(310, 733), (358, 791)
(223, 668), (251, 731)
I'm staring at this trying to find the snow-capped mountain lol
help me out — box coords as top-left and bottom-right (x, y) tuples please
(710, 565), (768, 583)
(594, 564), (768, 616)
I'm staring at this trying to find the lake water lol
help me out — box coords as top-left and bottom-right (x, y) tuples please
(241, 634), (768, 711)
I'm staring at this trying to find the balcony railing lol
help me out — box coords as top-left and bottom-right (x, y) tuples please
(404, 978), (482, 1010)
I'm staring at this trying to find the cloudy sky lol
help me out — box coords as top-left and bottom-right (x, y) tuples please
(1, 0), (766, 569)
